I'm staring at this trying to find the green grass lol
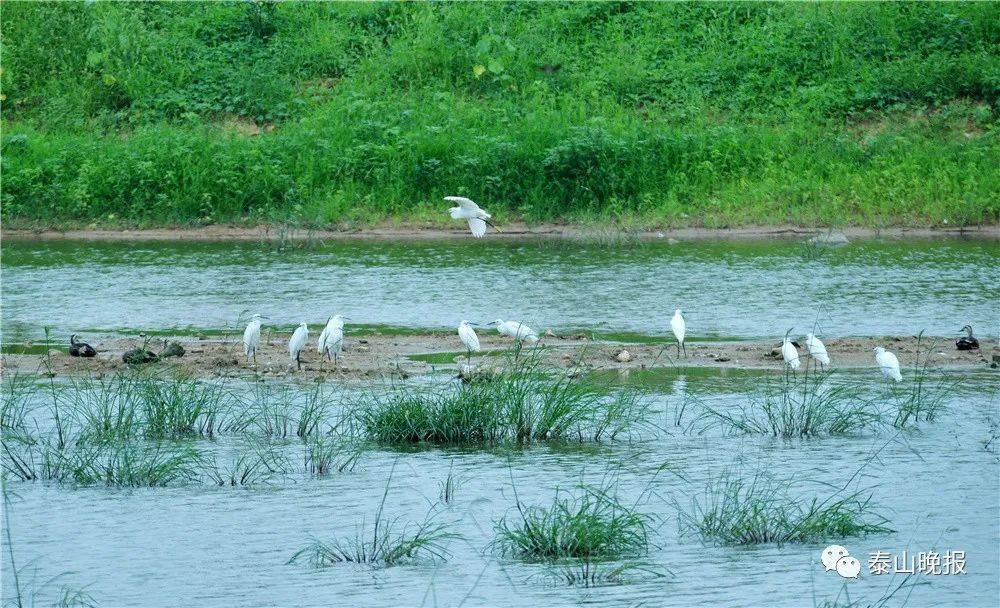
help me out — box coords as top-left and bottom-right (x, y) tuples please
(494, 481), (653, 561)
(354, 353), (650, 446)
(2, 2), (997, 229)
(679, 471), (893, 545)
(288, 464), (455, 567)
(693, 371), (882, 437)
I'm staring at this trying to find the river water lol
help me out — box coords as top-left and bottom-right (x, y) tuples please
(2, 237), (998, 607)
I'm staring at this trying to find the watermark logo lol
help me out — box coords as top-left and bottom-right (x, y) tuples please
(821, 545), (857, 579)
(822, 546), (967, 579)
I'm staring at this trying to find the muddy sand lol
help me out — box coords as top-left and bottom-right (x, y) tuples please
(4, 331), (994, 382)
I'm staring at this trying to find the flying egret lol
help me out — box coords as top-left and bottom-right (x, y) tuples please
(289, 323), (309, 370)
(495, 319), (538, 343)
(243, 314), (264, 366)
(873, 347), (902, 382)
(318, 315), (345, 368)
(781, 338), (801, 371)
(805, 333), (830, 369)
(458, 320), (481, 365)
(445, 196), (498, 237)
(670, 309), (686, 357)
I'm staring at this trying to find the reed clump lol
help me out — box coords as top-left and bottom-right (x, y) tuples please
(494, 481), (653, 561)
(694, 371), (880, 437)
(678, 471), (893, 545)
(356, 354), (650, 446)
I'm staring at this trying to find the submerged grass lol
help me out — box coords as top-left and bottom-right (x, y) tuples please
(289, 464), (455, 567)
(355, 353), (650, 446)
(678, 470), (893, 546)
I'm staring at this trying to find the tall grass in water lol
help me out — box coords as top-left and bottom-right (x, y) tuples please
(289, 464), (455, 567)
(302, 437), (362, 475)
(356, 354), (650, 445)
(64, 372), (229, 441)
(887, 334), (954, 429)
(1, 374), (35, 437)
(43, 439), (202, 487)
(207, 440), (289, 486)
(678, 470), (893, 545)
(231, 382), (332, 438)
(693, 371), (880, 437)
(494, 478), (653, 561)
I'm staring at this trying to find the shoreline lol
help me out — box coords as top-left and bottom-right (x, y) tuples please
(3, 223), (997, 242)
(4, 332), (993, 382)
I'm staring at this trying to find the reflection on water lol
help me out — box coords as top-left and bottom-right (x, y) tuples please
(2, 238), (997, 342)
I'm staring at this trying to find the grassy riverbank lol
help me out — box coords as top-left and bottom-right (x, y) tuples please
(2, 2), (997, 229)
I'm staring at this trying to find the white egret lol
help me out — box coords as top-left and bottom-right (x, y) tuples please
(873, 347), (902, 382)
(805, 333), (830, 369)
(318, 315), (345, 368)
(495, 319), (538, 343)
(289, 323), (309, 370)
(445, 196), (498, 237)
(243, 314), (264, 366)
(458, 320), (481, 365)
(670, 309), (686, 357)
(781, 338), (801, 370)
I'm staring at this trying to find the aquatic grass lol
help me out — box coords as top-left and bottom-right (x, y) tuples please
(1, 373), (35, 437)
(63, 372), (231, 441)
(693, 371), (881, 437)
(356, 354), (650, 446)
(231, 382), (335, 439)
(887, 334), (954, 429)
(289, 464), (455, 567)
(556, 560), (664, 588)
(42, 438), (202, 487)
(494, 480), (653, 561)
(207, 440), (289, 486)
(137, 375), (228, 439)
(678, 471), (893, 546)
(302, 436), (363, 475)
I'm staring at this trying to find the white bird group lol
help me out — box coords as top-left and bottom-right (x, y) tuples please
(242, 314), (346, 371)
(779, 331), (903, 382)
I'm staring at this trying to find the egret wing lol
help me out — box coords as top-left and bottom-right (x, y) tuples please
(468, 218), (487, 237)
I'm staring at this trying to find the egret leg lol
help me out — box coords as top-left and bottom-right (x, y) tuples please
(296, 353), (301, 371)
(319, 352), (325, 372)
(334, 352), (339, 368)
(682, 341), (687, 358)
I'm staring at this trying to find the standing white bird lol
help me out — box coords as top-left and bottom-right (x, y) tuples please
(458, 320), (481, 365)
(805, 333), (830, 369)
(445, 196), (498, 238)
(289, 323), (309, 370)
(495, 319), (538, 343)
(873, 346), (902, 382)
(318, 315), (345, 368)
(243, 314), (264, 366)
(670, 309), (686, 357)
(781, 338), (801, 370)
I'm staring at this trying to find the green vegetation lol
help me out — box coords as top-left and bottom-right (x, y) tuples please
(354, 354), (650, 445)
(2, 2), (997, 228)
(289, 466), (455, 567)
(679, 471), (893, 545)
(693, 371), (881, 437)
(494, 481), (653, 561)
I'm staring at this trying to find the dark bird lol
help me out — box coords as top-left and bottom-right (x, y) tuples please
(956, 325), (979, 351)
(69, 334), (97, 357)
